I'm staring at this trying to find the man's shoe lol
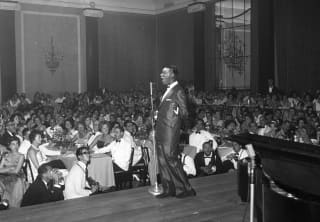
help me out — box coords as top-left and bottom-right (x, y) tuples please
(156, 192), (172, 199)
(176, 189), (196, 199)
(0, 199), (9, 210)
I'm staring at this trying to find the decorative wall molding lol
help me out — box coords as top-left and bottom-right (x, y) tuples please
(20, 10), (82, 93)
(18, 0), (211, 15)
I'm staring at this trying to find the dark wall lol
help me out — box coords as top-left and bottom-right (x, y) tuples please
(98, 12), (156, 91)
(252, 0), (320, 93)
(156, 9), (194, 87)
(0, 10), (16, 102)
(274, 0), (320, 92)
(251, 0), (274, 93)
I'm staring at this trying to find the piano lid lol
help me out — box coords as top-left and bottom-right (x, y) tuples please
(228, 133), (320, 198)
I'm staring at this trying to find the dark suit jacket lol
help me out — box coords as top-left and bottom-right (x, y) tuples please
(155, 83), (188, 153)
(0, 131), (16, 146)
(194, 151), (224, 176)
(21, 177), (64, 207)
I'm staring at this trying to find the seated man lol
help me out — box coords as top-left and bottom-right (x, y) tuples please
(189, 119), (218, 154)
(194, 140), (224, 177)
(21, 163), (64, 207)
(64, 147), (98, 200)
(94, 126), (132, 172)
(219, 142), (248, 170)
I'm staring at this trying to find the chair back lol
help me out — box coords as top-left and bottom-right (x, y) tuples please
(141, 147), (150, 166)
(22, 159), (34, 183)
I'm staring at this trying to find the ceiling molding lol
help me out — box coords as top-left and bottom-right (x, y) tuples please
(17, 0), (213, 15)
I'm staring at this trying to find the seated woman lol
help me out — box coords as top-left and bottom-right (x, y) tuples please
(64, 118), (78, 142)
(27, 130), (66, 183)
(91, 121), (113, 152)
(74, 122), (91, 147)
(0, 137), (27, 207)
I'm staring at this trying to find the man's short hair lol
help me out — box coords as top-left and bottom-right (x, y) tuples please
(29, 130), (42, 144)
(22, 127), (30, 137)
(112, 125), (124, 133)
(37, 163), (51, 176)
(166, 65), (179, 77)
(76, 146), (89, 160)
(202, 140), (213, 148)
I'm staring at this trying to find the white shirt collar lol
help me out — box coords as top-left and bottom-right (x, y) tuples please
(168, 81), (178, 90)
(42, 179), (48, 187)
(77, 161), (87, 170)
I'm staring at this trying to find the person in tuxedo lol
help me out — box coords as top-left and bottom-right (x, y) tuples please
(155, 65), (195, 198)
(194, 140), (224, 177)
(189, 118), (218, 154)
(267, 79), (279, 94)
(21, 163), (64, 207)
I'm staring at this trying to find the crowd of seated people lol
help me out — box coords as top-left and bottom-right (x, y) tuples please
(0, 86), (319, 209)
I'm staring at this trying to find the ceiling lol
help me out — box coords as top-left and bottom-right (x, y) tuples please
(18, 0), (209, 14)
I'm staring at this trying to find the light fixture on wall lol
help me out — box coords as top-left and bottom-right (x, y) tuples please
(45, 36), (64, 75)
(0, 0), (21, 11)
(83, 1), (103, 18)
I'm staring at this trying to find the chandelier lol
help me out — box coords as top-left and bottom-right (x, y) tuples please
(45, 36), (63, 74)
(222, 31), (246, 75)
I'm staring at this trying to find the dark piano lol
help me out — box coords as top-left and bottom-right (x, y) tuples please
(228, 133), (320, 222)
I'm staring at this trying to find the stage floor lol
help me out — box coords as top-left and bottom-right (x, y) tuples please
(1, 172), (248, 222)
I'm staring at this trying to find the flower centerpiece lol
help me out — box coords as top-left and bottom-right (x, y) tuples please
(52, 125), (75, 151)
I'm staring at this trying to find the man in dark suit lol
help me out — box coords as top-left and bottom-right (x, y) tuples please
(21, 163), (64, 207)
(155, 65), (195, 199)
(194, 140), (224, 177)
(1, 120), (16, 147)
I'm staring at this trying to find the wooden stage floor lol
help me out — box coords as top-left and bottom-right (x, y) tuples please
(1, 172), (249, 222)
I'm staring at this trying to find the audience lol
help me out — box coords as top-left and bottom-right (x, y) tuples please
(0, 86), (320, 208)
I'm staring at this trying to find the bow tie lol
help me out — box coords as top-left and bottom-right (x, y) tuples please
(115, 139), (121, 143)
(196, 131), (201, 134)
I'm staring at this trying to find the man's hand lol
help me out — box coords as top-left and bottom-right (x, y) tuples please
(91, 184), (99, 194)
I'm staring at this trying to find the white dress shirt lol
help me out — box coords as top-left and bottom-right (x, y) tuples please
(64, 161), (91, 200)
(123, 131), (142, 166)
(180, 153), (196, 176)
(161, 81), (178, 102)
(189, 130), (218, 153)
(18, 139), (31, 158)
(94, 139), (132, 171)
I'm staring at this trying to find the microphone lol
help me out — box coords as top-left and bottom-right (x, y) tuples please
(150, 82), (153, 96)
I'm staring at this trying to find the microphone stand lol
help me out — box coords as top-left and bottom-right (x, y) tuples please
(249, 157), (255, 222)
(245, 144), (256, 222)
(148, 82), (163, 196)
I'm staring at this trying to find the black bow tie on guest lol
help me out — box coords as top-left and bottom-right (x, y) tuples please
(116, 139), (121, 143)
(196, 131), (201, 134)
